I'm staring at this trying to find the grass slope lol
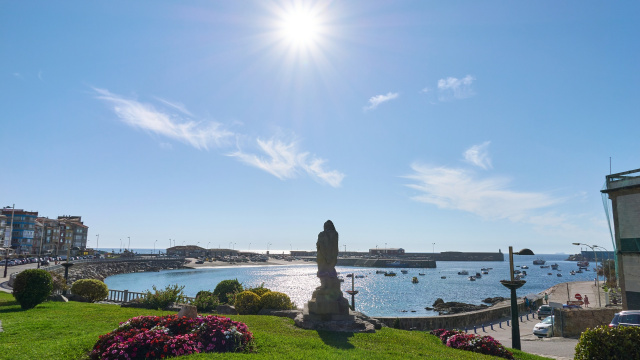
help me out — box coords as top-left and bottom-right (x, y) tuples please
(0, 292), (549, 360)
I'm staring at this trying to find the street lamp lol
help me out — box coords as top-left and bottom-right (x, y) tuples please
(573, 243), (602, 307)
(3, 204), (15, 278)
(500, 246), (534, 351)
(96, 234), (100, 252)
(154, 240), (158, 254)
(37, 219), (45, 269)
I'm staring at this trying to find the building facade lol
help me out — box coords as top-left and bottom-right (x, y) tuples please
(0, 208), (38, 254)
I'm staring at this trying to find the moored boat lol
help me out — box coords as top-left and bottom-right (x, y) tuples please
(458, 270), (469, 275)
(551, 263), (559, 270)
(385, 271), (397, 277)
(533, 258), (546, 265)
(468, 276), (476, 281)
(401, 270), (408, 274)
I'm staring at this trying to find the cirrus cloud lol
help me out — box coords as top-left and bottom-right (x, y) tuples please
(364, 92), (399, 111)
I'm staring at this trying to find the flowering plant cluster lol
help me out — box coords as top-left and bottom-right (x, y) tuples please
(91, 315), (254, 359)
(430, 329), (513, 360)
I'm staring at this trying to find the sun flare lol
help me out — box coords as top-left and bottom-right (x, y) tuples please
(280, 9), (320, 46)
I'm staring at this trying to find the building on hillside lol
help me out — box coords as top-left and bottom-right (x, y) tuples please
(602, 168), (640, 310)
(34, 217), (62, 255)
(0, 208), (38, 254)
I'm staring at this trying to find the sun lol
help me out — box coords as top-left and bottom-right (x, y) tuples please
(279, 8), (321, 47)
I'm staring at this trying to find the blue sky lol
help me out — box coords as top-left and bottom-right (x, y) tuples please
(2, 1), (638, 254)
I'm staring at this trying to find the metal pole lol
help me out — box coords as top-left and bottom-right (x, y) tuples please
(4, 204), (15, 278)
(128, 236), (131, 251)
(37, 219), (44, 269)
(509, 246), (515, 281)
(591, 245), (602, 307)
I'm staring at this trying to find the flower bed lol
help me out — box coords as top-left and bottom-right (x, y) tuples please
(430, 329), (513, 359)
(91, 315), (254, 359)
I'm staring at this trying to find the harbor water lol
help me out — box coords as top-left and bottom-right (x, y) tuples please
(104, 254), (604, 317)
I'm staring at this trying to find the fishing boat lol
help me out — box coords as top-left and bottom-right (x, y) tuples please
(458, 270), (469, 275)
(401, 270), (409, 274)
(577, 260), (589, 268)
(551, 263), (559, 270)
(419, 273), (426, 276)
(412, 277), (419, 283)
(533, 258), (546, 265)
(468, 276), (476, 281)
(385, 271), (397, 277)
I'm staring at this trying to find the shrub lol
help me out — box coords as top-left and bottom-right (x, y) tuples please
(194, 291), (220, 313)
(235, 291), (261, 315)
(70, 279), (109, 302)
(91, 314), (254, 359)
(213, 279), (243, 304)
(247, 284), (271, 297)
(12, 269), (53, 310)
(49, 271), (68, 293)
(431, 329), (513, 360)
(575, 325), (640, 359)
(137, 284), (186, 310)
(259, 291), (295, 310)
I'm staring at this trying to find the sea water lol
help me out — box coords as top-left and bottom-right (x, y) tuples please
(104, 254), (604, 317)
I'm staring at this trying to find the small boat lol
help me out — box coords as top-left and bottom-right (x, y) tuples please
(513, 269), (522, 274)
(475, 272), (482, 278)
(481, 267), (489, 271)
(385, 271), (397, 277)
(458, 270), (469, 275)
(419, 273), (426, 276)
(533, 258), (546, 265)
(540, 265), (550, 268)
(577, 260), (589, 268)
(570, 270), (576, 275)
(346, 274), (353, 278)
(557, 273), (563, 277)
(468, 276), (476, 281)
(441, 276), (446, 279)
(482, 271), (489, 275)
(576, 269), (583, 273)
(548, 272), (553, 275)
(521, 265), (529, 269)
(401, 270), (408, 274)
(551, 263), (559, 270)
(412, 277), (419, 283)
(355, 275), (365, 278)
(376, 270), (386, 274)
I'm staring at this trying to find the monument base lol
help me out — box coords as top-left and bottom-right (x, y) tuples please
(294, 304), (377, 333)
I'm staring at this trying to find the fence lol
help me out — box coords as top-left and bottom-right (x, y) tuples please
(105, 289), (195, 304)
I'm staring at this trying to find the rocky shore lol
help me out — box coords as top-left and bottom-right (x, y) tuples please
(47, 259), (187, 284)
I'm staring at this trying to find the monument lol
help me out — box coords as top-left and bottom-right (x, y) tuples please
(306, 220), (352, 320)
(295, 220), (379, 332)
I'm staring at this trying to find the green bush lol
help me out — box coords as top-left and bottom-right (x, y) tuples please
(259, 291), (295, 310)
(247, 284), (271, 297)
(213, 279), (243, 304)
(193, 290), (220, 313)
(49, 271), (68, 293)
(12, 269), (53, 310)
(137, 284), (186, 310)
(70, 279), (109, 302)
(575, 325), (640, 359)
(235, 291), (261, 315)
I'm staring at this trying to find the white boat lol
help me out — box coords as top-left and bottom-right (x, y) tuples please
(521, 265), (529, 269)
(468, 276), (476, 281)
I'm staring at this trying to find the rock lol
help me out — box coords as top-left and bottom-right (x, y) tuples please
(432, 300), (489, 315)
(216, 304), (238, 315)
(49, 294), (68, 302)
(482, 297), (507, 305)
(177, 304), (198, 319)
(432, 298), (444, 307)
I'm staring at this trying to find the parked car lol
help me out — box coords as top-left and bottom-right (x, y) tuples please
(610, 313), (620, 328)
(533, 315), (554, 338)
(537, 305), (553, 319)
(563, 304), (582, 309)
(615, 310), (640, 327)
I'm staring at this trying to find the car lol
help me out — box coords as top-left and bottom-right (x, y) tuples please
(563, 304), (582, 309)
(616, 310), (640, 327)
(533, 315), (554, 338)
(610, 313), (620, 328)
(537, 305), (553, 319)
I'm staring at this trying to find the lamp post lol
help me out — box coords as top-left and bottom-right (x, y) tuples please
(128, 236), (131, 252)
(500, 246), (534, 351)
(3, 204), (15, 278)
(96, 234), (99, 253)
(37, 219), (45, 269)
(154, 240), (158, 255)
(573, 243), (602, 307)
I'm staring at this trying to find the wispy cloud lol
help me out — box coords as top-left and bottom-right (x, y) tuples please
(364, 92), (399, 111)
(464, 141), (492, 170)
(437, 75), (475, 101)
(228, 137), (344, 187)
(94, 88), (232, 150)
(404, 164), (560, 223)
(95, 87), (344, 187)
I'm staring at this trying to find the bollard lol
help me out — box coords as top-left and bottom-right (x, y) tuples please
(526, 314), (529, 321)
(507, 320), (510, 327)
(499, 321), (502, 329)
(482, 323), (485, 332)
(520, 315), (523, 322)
(464, 327), (467, 333)
(473, 325), (477, 334)
(490, 322), (494, 330)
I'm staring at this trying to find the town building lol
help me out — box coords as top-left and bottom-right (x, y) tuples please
(0, 208), (38, 254)
(602, 168), (640, 310)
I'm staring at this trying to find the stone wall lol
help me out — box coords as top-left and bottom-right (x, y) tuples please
(552, 307), (620, 338)
(375, 299), (541, 331)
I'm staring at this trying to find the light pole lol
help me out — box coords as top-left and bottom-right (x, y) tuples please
(573, 243), (602, 307)
(37, 219), (45, 269)
(3, 204), (15, 278)
(96, 234), (99, 252)
(154, 240), (158, 254)
(128, 236), (131, 252)
(432, 243), (435, 255)
(500, 246), (534, 351)
(384, 243), (387, 257)
(249, 242), (251, 251)
(594, 245), (614, 287)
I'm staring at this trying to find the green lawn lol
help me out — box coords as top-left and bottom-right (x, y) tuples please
(0, 292), (550, 360)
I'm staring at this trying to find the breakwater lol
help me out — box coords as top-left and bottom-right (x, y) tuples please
(44, 257), (187, 284)
(337, 258), (436, 268)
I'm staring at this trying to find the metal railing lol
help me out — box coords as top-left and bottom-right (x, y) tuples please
(105, 289), (195, 304)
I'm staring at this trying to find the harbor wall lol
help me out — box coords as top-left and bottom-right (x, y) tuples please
(374, 298), (541, 331)
(337, 258), (436, 268)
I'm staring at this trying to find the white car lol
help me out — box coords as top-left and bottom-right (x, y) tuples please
(533, 315), (554, 337)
